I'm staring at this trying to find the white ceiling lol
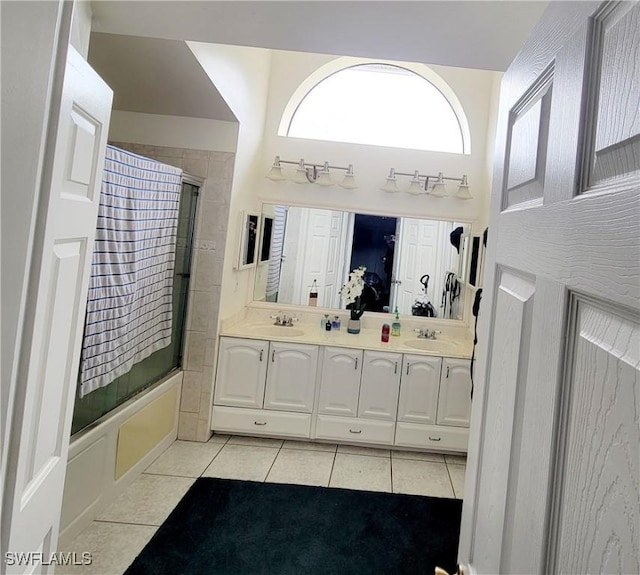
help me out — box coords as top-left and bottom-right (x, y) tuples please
(89, 1), (550, 122)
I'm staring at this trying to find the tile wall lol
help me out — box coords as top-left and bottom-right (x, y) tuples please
(110, 142), (235, 441)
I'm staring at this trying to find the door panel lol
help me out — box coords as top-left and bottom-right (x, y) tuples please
(550, 297), (639, 574)
(4, 45), (112, 569)
(459, 2), (640, 574)
(358, 351), (402, 421)
(436, 358), (472, 428)
(471, 270), (536, 571)
(264, 343), (318, 413)
(214, 338), (268, 408)
(589, 2), (640, 185)
(318, 348), (362, 416)
(397, 355), (441, 424)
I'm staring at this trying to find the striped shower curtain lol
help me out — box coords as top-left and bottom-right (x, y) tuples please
(79, 146), (183, 397)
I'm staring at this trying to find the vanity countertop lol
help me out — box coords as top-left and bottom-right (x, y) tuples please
(220, 320), (473, 359)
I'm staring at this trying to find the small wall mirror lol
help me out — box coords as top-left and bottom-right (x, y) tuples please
(253, 203), (470, 321)
(237, 211), (259, 270)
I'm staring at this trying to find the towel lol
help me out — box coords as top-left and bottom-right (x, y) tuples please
(79, 146), (182, 397)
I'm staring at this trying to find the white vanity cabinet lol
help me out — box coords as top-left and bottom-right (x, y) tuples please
(397, 355), (442, 424)
(317, 347), (362, 416)
(213, 334), (472, 452)
(316, 349), (400, 445)
(213, 337), (268, 408)
(264, 341), (319, 413)
(358, 351), (402, 421)
(436, 357), (472, 427)
(212, 337), (318, 439)
(395, 356), (472, 452)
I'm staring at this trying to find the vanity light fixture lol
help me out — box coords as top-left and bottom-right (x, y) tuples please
(428, 172), (447, 197)
(265, 156), (286, 181)
(382, 168), (472, 199)
(406, 170), (423, 195)
(266, 156), (357, 189)
(454, 174), (472, 200)
(381, 169), (400, 193)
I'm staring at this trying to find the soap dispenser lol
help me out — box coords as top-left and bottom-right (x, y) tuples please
(391, 307), (401, 336)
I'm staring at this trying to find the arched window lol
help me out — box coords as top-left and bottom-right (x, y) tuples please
(283, 63), (468, 154)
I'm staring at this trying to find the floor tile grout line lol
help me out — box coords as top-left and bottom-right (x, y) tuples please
(143, 471), (200, 480)
(444, 462), (457, 499)
(263, 442), (284, 482)
(390, 453), (395, 493)
(199, 439), (229, 478)
(327, 450), (337, 487)
(94, 519), (160, 528)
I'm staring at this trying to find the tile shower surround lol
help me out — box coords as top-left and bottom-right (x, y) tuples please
(110, 142), (235, 442)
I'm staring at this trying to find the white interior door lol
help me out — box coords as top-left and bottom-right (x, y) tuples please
(394, 217), (440, 313)
(321, 211), (346, 308)
(459, 2), (640, 574)
(2, 46), (112, 570)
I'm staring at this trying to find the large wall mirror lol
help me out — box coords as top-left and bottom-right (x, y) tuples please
(254, 204), (470, 321)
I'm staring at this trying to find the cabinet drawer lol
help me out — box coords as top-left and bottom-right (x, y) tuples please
(395, 422), (468, 452)
(315, 415), (395, 445)
(212, 406), (311, 438)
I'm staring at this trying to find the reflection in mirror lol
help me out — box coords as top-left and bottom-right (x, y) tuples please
(259, 215), (274, 263)
(253, 204), (468, 320)
(238, 212), (259, 269)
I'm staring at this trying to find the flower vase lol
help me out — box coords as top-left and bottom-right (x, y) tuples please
(347, 318), (361, 334)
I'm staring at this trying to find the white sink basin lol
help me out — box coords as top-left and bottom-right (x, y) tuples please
(403, 338), (457, 353)
(252, 325), (305, 338)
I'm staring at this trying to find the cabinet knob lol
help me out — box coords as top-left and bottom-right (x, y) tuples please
(254, 421), (267, 426)
(272, 350), (275, 362)
(259, 349), (263, 362)
(394, 361), (398, 374)
(349, 429), (362, 434)
(428, 436), (442, 442)
(406, 363), (410, 375)
(354, 357), (358, 370)
(446, 366), (450, 378)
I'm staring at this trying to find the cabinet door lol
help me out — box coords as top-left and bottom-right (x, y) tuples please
(397, 354), (442, 424)
(358, 351), (402, 421)
(264, 342), (319, 413)
(214, 337), (268, 408)
(436, 357), (472, 427)
(317, 347), (362, 416)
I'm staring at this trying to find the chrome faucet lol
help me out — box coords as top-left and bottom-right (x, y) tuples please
(414, 328), (441, 339)
(270, 312), (299, 327)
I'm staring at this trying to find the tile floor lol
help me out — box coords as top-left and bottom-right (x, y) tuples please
(58, 435), (466, 575)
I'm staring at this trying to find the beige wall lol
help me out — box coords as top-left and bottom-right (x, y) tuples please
(192, 48), (501, 326)
(111, 141), (235, 442)
(187, 42), (273, 321)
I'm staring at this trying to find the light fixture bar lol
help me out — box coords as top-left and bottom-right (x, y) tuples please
(266, 156), (357, 188)
(276, 159), (353, 171)
(393, 170), (465, 183)
(382, 168), (471, 199)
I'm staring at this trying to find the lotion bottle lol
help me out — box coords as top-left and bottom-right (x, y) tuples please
(391, 307), (401, 336)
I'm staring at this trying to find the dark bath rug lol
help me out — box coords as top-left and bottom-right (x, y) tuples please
(124, 477), (462, 575)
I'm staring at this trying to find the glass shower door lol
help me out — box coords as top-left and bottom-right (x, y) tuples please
(70, 180), (200, 435)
